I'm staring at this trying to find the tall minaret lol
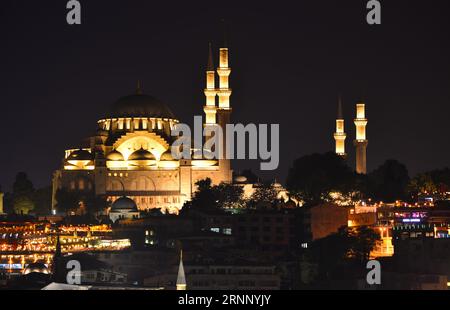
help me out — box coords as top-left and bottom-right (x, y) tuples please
(334, 97), (346, 157)
(354, 101), (368, 174)
(216, 38), (232, 182)
(176, 250), (187, 290)
(0, 190), (4, 214)
(204, 43), (218, 126)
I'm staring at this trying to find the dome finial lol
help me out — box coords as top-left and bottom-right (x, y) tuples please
(136, 80), (143, 95)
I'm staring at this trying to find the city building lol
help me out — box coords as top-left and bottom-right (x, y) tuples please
(52, 44), (234, 215)
(144, 255), (281, 290)
(188, 209), (297, 249)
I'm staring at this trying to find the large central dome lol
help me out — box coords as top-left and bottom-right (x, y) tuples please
(108, 92), (176, 119)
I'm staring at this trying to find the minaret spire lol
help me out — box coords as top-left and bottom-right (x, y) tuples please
(354, 100), (368, 174)
(334, 96), (346, 157)
(136, 80), (143, 95)
(337, 96), (343, 119)
(204, 43), (218, 126)
(176, 250), (187, 290)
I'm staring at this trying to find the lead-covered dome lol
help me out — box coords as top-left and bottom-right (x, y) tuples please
(106, 149), (124, 161)
(108, 93), (176, 119)
(111, 196), (138, 211)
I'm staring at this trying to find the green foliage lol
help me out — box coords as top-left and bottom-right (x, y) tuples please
(33, 186), (52, 215)
(182, 178), (245, 213)
(286, 152), (357, 205)
(55, 188), (81, 213)
(12, 172), (35, 214)
(306, 226), (380, 283)
(367, 159), (410, 202)
(55, 188), (108, 214)
(247, 183), (280, 209)
(408, 167), (450, 198)
(346, 226), (381, 263)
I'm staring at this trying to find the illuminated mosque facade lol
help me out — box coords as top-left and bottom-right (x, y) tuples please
(52, 43), (234, 215)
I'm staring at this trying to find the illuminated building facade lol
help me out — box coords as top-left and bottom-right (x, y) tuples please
(52, 44), (233, 214)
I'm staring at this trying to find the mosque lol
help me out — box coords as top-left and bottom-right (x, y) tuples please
(50, 39), (367, 217)
(52, 43), (234, 215)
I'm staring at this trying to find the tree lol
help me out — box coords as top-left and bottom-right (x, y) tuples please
(346, 226), (380, 263)
(408, 167), (450, 198)
(181, 178), (245, 214)
(367, 159), (410, 202)
(12, 172), (35, 214)
(214, 182), (245, 209)
(33, 186), (52, 215)
(286, 152), (357, 205)
(83, 194), (110, 214)
(247, 183), (280, 209)
(307, 226), (380, 284)
(13, 172), (34, 196)
(55, 188), (81, 213)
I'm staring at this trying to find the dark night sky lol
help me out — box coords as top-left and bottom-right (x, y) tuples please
(0, 0), (449, 191)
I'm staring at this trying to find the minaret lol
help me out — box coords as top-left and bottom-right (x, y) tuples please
(204, 43), (218, 125)
(334, 97), (346, 157)
(203, 43), (218, 154)
(354, 101), (368, 174)
(176, 250), (187, 290)
(0, 190), (4, 214)
(216, 37), (232, 182)
(52, 234), (63, 282)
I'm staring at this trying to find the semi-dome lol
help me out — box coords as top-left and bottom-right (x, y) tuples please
(111, 196), (138, 211)
(67, 149), (93, 162)
(160, 151), (174, 161)
(106, 149), (124, 161)
(129, 148), (155, 161)
(108, 93), (176, 119)
(23, 262), (50, 275)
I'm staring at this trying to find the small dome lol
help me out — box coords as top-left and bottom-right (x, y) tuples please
(67, 149), (93, 162)
(23, 262), (50, 275)
(234, 175), (248, 183)
(129, 148), (155, 161)
(107, 149), (124, 161)
(160, 151), (174, 161)
(111, 196), (138, 211)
